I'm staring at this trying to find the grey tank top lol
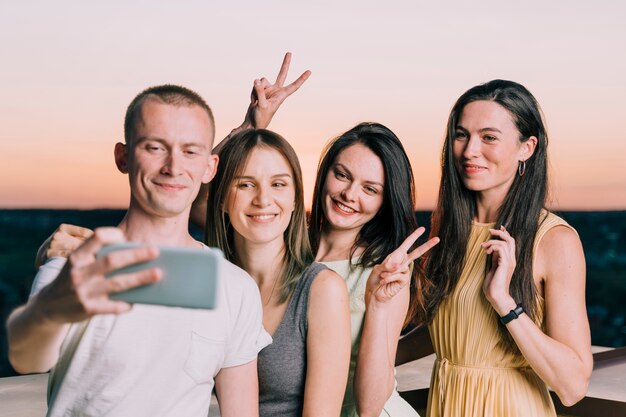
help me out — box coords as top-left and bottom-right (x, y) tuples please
(258, 262), (328, 417)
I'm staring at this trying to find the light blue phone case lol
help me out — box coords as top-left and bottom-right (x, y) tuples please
(97, 243), (221, 309)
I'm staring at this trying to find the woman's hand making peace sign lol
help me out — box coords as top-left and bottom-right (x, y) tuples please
(365, 227), (439, 306)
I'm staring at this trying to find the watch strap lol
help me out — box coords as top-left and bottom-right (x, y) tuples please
(499, 304), (524, 325)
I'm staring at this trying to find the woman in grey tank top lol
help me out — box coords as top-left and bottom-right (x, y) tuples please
(205, 129), (352, 416)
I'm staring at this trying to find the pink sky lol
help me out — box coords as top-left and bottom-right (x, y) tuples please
(1, 2), (625, 210)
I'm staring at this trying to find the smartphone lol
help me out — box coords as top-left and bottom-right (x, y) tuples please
(96, 243), (221, 309)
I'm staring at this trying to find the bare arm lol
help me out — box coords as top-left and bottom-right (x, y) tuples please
(214, 360), (260, 417)
(356, 285), (409, 417)
(7, 228), (161, 373)
(7, 301), (70, 374)
(189, 52), (311, 229)
(355, 227), (439, 417)
(302, 269), (351, 417)
(483, 226), (592, 406)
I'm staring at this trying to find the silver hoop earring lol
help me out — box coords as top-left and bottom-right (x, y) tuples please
(518, 160), (526, 177)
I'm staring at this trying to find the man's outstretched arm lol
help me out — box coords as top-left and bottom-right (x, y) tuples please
(7, 227), (161, 373)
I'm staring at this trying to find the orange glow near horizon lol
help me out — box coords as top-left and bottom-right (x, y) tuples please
(3, 120), (625, 211)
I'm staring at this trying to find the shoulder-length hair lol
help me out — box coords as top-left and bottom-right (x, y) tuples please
(205, 129), (313, 303)
(423, 80), (549, 348)
(309, 122), (429, 323)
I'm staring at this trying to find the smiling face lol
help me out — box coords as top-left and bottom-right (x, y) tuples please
(225, 145), (296, 246)
(322, 143), (385, 234)
(117, 99), (217, 219)
(453, 100), (536, 203)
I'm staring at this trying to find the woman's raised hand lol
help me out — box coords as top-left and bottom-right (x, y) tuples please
(244, 52), (311, 129)
(365, 227), (439, 305)
(482, 226), (518, 315)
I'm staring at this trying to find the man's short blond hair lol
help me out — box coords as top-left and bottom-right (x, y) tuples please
(124, 85), (215, 144)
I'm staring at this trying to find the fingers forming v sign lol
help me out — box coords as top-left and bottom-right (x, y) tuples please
(248, 52), (312, 129)
(367, 227), (440, 305)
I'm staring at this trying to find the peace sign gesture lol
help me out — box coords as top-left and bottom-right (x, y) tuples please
(365, 227), (440, 306)
(245, 52), (311, 129)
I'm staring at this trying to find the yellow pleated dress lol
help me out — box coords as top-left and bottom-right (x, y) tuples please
(427, 212), (572, 417)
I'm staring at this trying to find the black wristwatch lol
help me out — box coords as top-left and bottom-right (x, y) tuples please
(499, 304), (524, 325)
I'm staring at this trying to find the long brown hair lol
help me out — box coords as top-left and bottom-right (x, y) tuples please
(423, 80), (549, 349)
(205, 129), (313, 303)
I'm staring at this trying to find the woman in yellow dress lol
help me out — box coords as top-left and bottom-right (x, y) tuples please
(421, 80), (593, 416)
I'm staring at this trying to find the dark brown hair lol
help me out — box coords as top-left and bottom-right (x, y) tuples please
(309, 122), (429, 324)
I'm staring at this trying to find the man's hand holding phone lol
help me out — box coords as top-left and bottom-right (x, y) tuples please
(98, 242), (221, 310)
(36, 227), (162, 324)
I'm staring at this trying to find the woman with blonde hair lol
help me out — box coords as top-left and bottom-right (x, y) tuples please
(205, 128), (352, 416)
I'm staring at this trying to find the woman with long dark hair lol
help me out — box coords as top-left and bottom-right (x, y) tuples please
(310, 122), (438, 417)
(421, 80), (592, 416)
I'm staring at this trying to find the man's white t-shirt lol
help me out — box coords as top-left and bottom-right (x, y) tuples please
(31, 251), (271, 417)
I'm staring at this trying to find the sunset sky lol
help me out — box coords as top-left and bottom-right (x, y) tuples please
(1, 1), (625, 210)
